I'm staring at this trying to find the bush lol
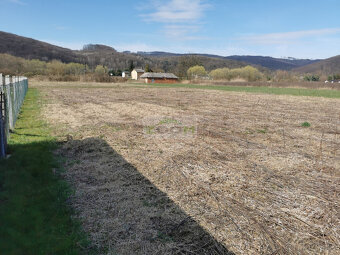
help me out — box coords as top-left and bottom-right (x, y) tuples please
(46, 60), (65, 76)
(95, 65), (107, 74)
(303, 75), (319, 82)
(328, 74), (340, 81)
(272, 70), (299, 82)
(187, 65), (207, 79)
(210, 66), (263, 82)
(24, 59), (46, 76)
(301, 122), (311, 127)
(64, 63), (85, 75)
(210, 68), (231, 80)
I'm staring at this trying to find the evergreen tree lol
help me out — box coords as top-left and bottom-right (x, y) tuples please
(128, 60), (135, 72)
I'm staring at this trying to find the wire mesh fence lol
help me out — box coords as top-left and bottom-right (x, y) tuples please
(0, 74), (29, 158)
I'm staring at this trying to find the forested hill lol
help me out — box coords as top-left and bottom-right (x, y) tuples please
(293, 55), (340, 75)
(137, 52), (320, 71)
(0, 31), (249, 74)
(2, 30), (334, 75)
(225, 56), (320, 70)
(0, 31), (82, 63)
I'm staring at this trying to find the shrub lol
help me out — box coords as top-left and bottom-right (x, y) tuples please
(301, 122), (311, 127)
(64, 63), (85, 75)
(187, 65), (207, 79)
(209, 66), (263, 82)
(303, 75), (319, 82)
(23, 59), (46, 76)
(46, 60), (65, 76)
(95, 65), (107, 74)
(328, 74), (340, 81)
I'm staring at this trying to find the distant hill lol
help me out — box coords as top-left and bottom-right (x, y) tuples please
(293, 55), (340, 75)
(137, 52), (320, 71)
(0, 31), (82, 63)
(3, 30), (332, 76)
(225, 55), (320, 70)
(82, 44), (117, 52)
(0, 31), (250, 76)
(135, 51), (269, 72)
(137, 51), (234, 60)
(137, 51), (182, 57)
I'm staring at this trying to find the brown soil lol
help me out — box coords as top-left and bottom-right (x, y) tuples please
(35, 81), (340, 254)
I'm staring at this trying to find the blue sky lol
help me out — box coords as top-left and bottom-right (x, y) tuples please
(0, 0), (340, 59)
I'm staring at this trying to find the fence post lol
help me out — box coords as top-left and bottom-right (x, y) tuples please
(6, 76), (14, 131)
(13, 76), (18, 124)
(0, 74), (6, 158)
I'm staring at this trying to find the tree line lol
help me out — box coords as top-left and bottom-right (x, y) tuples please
(1, 53), (334, 83)
(0, 53), (130, 82)
(187, 65), (264, 82)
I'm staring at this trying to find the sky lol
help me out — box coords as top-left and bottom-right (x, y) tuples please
(0, 0), (340, 59)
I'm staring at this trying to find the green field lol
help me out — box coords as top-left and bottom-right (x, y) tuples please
(148, 83), (340, 98)
(0, 89), (90, 255)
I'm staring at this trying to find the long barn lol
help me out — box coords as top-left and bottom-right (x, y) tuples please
(140, 72), (179, 84)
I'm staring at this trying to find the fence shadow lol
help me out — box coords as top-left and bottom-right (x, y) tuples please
(59, 137), (234, 254)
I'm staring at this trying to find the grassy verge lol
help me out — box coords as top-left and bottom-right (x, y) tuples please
(148, 83), (340, 98)
(0, 88), (90, 254)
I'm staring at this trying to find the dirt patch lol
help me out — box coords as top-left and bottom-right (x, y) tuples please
(38, 82), (340, 254)
(58, 138), (230, 254)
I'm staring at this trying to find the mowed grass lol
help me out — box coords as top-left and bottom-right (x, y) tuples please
(148, 83), (340, 98)
(0, 89), (90, 254)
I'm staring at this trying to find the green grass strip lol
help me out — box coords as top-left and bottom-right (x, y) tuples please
(147, 83), (340, 98)
(0, 88), (90, 255)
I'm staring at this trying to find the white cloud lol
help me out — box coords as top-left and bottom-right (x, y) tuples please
(241, 28), (340, 44)
(142, 0), (209, 23)
(140, 0), (210, 40)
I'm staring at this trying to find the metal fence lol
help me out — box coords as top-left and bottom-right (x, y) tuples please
(0, 74), (29, 158)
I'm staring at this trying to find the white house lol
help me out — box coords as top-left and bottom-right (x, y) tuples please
(122, 71), (130, 78)
(131, 69), (145, 80)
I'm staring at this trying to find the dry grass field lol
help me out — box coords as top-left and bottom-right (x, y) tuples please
(34, 81), (340, 254)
